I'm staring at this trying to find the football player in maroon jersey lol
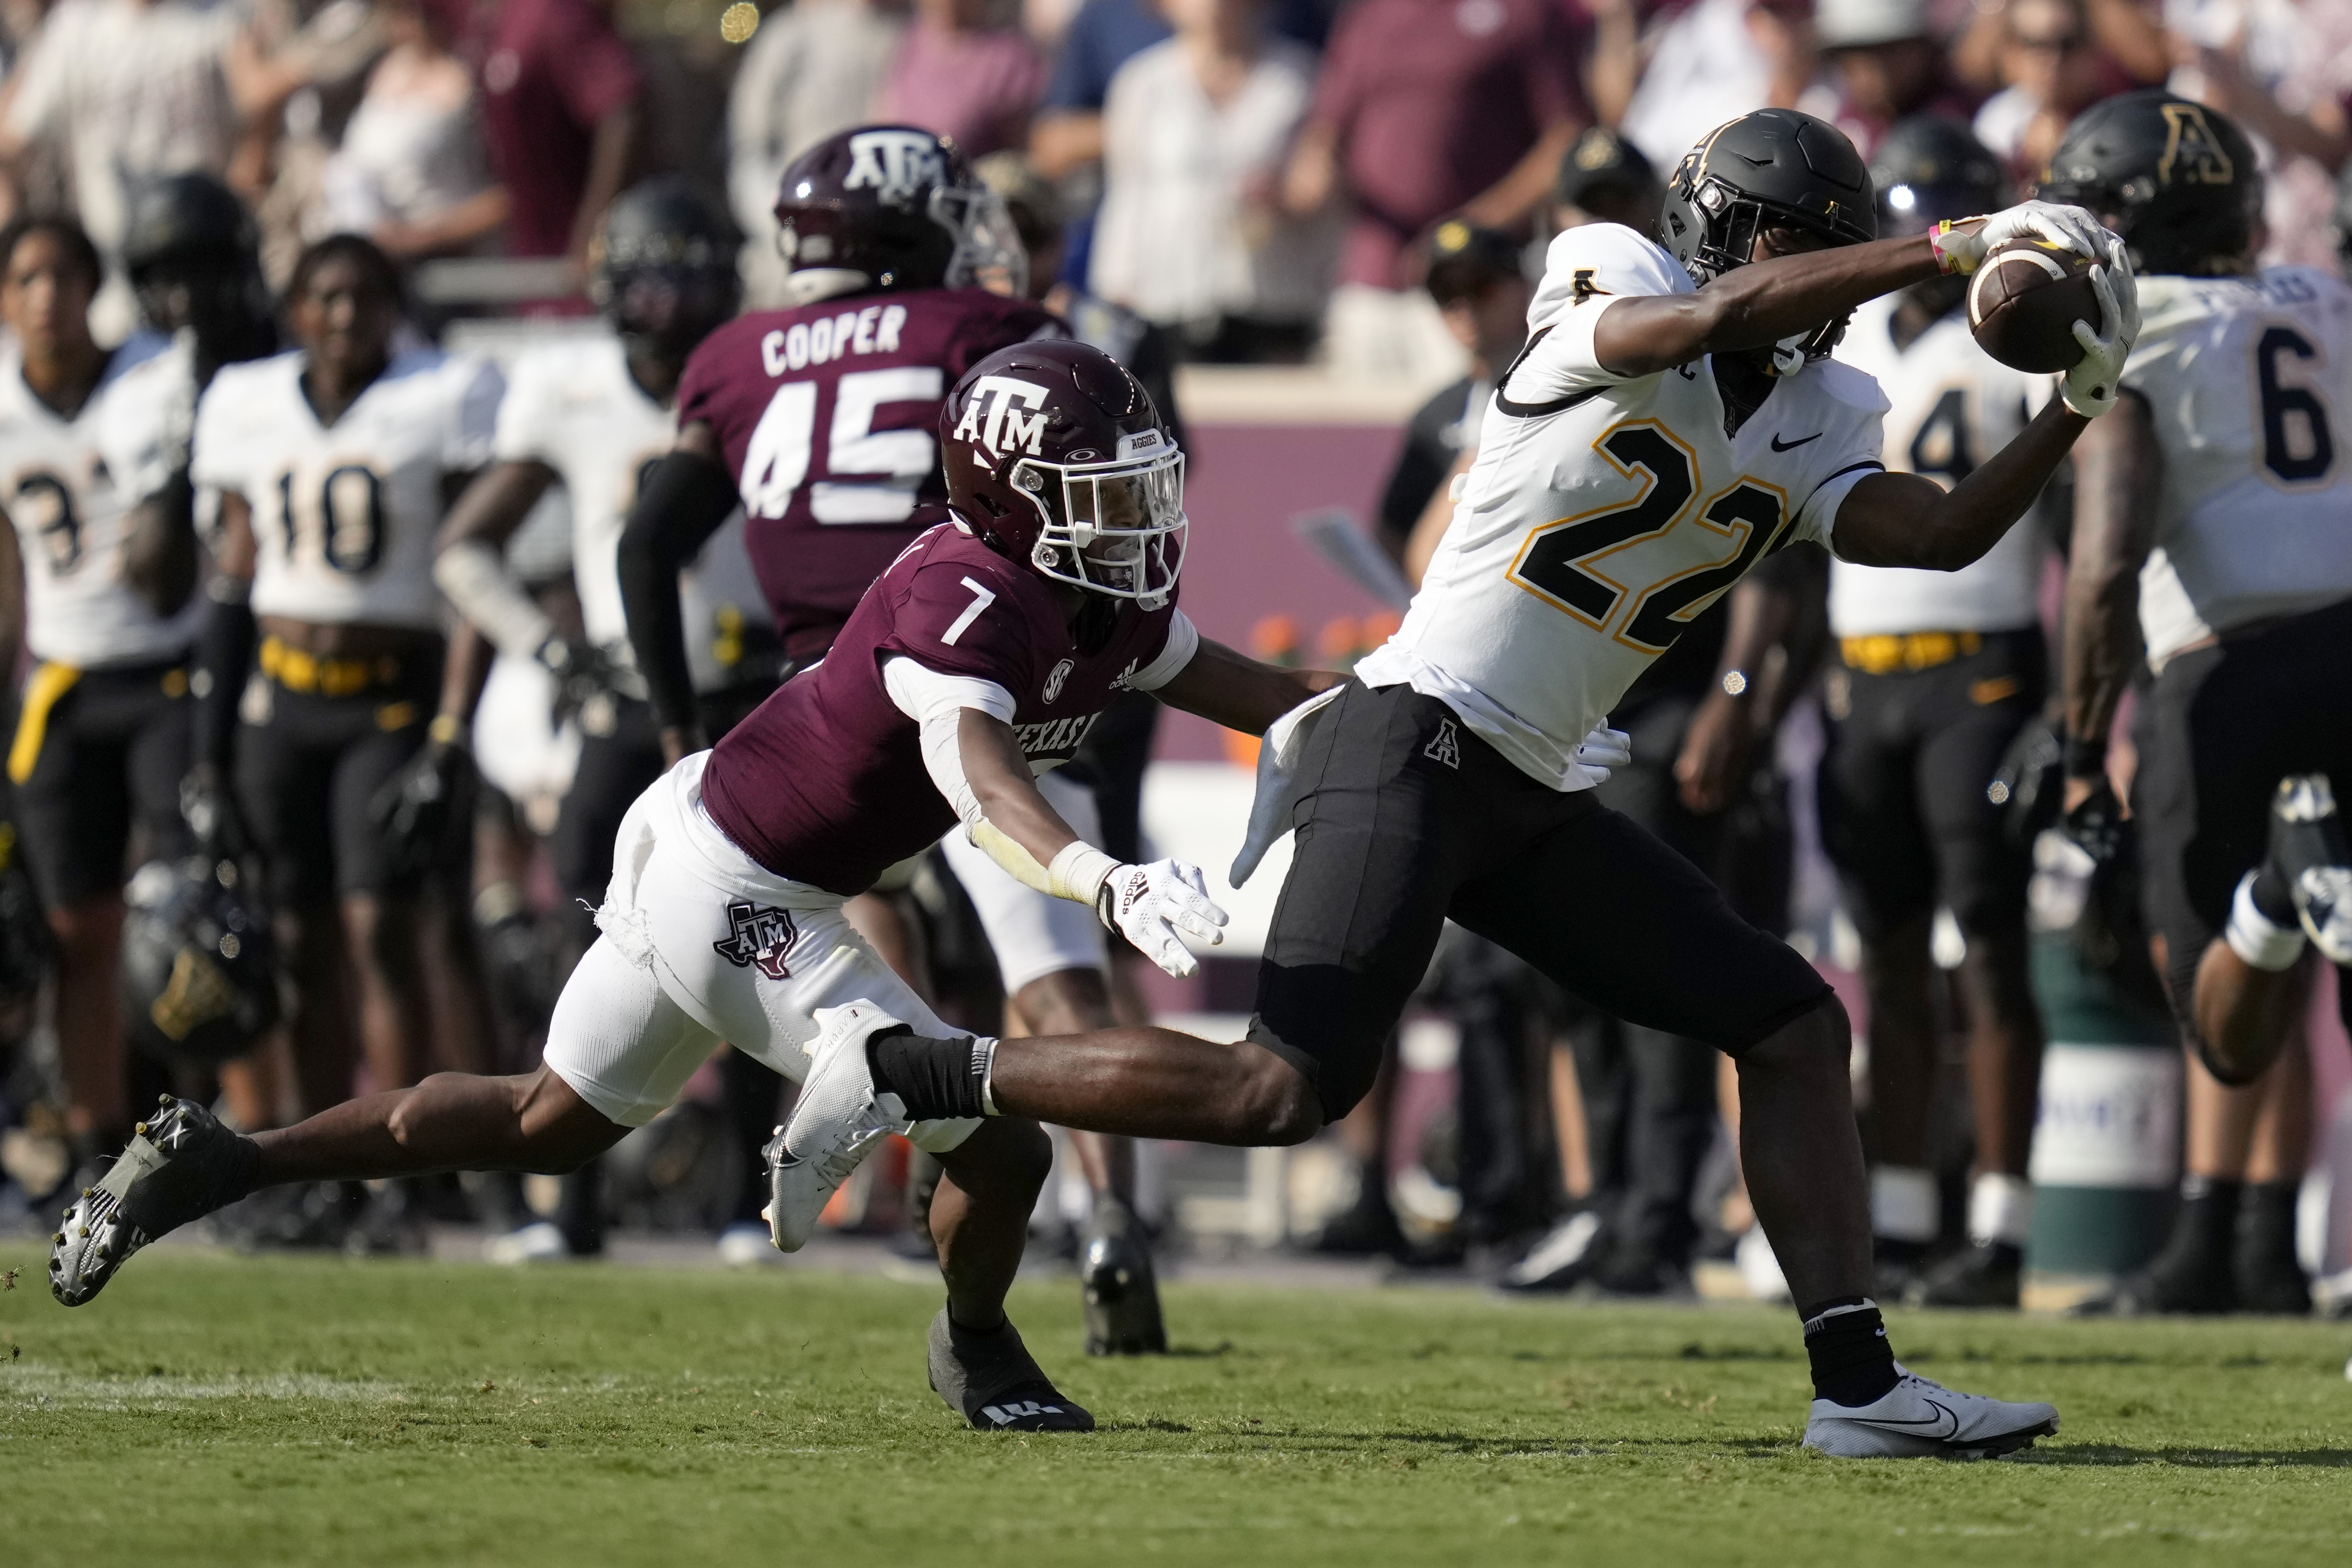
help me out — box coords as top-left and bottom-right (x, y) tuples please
(618, 125), (1173, 1350)
(47, 341), (1336, 1434)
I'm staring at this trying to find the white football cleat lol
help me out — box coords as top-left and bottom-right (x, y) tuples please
(2273, 775), (2352, 964)
(764, 1001), (910, 1251)
(1804, 1366), (2057, 1460)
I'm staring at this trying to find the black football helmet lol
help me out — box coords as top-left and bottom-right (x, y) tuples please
(941, 340), (1184, 609)
(1662, 109), (1876, 361)
(2036, 91), (2262, 277)
(591, 176), (742, 362)
(1872, 116), (2008, 320)
(120, 173), (276, 380)
(119, 855), (279, 1070)
(773, 125), (1025, 305)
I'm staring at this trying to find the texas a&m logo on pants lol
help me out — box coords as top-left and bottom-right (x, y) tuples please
(713, 900), (799, 980)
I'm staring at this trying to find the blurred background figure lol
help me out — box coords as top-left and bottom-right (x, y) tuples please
(1089, 0), (1330, 363)
(1967, 0), (2125, 181)
(318, 0), (508, 264)
(2169, 0), (2352, 270)
(1283, 0), (1584, 387)
(726, 0), (907, 306)
(1609, 0), (1812, 173)
(475, 0), (642, 278)
(873, 0), (1049, 160)
(1812, 0), (1978, 158)
(1546, 124), (1661, 237)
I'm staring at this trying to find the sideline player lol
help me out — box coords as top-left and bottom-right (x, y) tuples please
(2043, 93), (2352, 1314)
(0, 218), (196, 1184)
(616, 129), (1171, 1346)
(1824, 117), (2052, 1308)
(187, 235), (505, 1247)
(429, 178), (785, 1262)
(776, 110), (2134, 1456)
(47, 342), (1261, 1432)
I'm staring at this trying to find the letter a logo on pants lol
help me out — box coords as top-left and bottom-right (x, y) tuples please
(1423, 718), (1461, 769)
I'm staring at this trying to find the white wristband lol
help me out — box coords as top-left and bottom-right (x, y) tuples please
(1046, 842), (1120, 908)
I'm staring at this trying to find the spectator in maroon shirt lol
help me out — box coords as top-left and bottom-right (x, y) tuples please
(1813, 0), (1980, 159)
(1281, 0), (1584, 381)
(476, 0), (642, 270)
(873, 0), (1050, 160)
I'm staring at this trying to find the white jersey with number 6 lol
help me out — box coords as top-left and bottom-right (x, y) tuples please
(2120, 268), (2352, 667)
(1828, 295), (2045, 637)
(1357, 223), (1888, 790)
(492, 335), (773, 695)
(0, 335), (203, 668)
(193, 347), (503, 628)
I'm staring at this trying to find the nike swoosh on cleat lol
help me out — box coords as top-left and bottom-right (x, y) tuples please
(1770, 431), (1823, 452)
(1854, 1400), (1960, 1441)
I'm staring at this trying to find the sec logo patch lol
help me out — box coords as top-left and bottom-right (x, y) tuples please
(1042, 658), (1073, 704)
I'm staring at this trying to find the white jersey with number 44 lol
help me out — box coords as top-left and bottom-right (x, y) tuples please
(1828, 295), (2045, 638)
(493, 335), (773, 694)
(1357, 223), (1888, 789)
(193, 347), (503, 629)
(2121, 267), (2352, 667)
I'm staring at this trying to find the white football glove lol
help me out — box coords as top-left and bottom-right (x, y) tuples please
(2060, 235), (2140, 419)
(1574, 722), (1632, 784)
(1100, 857), (1228, 978)
(1928, 199), (2114, 274)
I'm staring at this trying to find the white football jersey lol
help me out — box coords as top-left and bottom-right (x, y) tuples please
(492, 335), (773, 695)
(0, 335), (204, 667)
(1357, 224), (1888, 789)
(2119, 267), (2352, 666)
(1828, 296), (2046, 638)
(193, 347), (503, 629)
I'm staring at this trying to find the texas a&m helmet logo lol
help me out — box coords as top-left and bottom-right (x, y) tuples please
(713, 900), (798, 980)
(843, 129), (946, 207)
(952, 374), (1051, 460)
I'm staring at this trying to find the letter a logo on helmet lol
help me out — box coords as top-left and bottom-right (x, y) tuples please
(2156, 102), (2234, 187)
(844, 129), (946, 206)
(952, 374), (1051, 458)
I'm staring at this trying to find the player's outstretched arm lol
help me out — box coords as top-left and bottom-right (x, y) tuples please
(1833, 396), (2089, 572)
(1149, 637), (1343, 737)
(431, 459), (560, 701)
(1592, 202), (2114, 376)
(616, 421), (738, 762)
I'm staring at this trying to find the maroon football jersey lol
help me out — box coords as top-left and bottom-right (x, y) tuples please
(676, 287), (1061, 662)
(701, 524), (1179, 896)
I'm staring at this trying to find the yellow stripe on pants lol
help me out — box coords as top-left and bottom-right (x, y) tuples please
(9, 661), (81, 784)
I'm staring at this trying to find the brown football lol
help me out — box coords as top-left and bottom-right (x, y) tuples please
(1966, 238), (2100, 373)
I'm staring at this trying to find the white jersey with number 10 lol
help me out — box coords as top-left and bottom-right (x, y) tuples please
(2120, 267), (2352, 667)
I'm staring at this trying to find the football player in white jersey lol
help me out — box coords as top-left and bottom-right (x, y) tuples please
(0, 217), (197, 1182)
(779, 108), (2137, 1456)
(189, 233), (505, 1242)
(2047, 93), (2352, 1317)
(431, 179), (785, 1261)
(1823, 119), (2054, 1309)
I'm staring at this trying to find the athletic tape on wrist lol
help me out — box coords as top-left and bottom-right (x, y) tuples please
(1047, 842), (1120, 907)
(1929, 220), (1979, 275)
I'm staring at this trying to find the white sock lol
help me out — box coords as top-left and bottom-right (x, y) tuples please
(1871, 1166), (1938, 1244)
(2226, 872), (2307, 970)
(1968, 1172), (2034, 1247)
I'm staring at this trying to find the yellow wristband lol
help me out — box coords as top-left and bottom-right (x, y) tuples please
(428, 713), (465, 747)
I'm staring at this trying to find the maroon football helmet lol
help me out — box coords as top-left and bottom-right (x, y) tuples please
(772, 125), (1025, 305)
(941, 340), (1185, 608)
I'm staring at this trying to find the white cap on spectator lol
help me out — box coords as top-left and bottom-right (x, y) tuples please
(1815, 0), (1928, 49)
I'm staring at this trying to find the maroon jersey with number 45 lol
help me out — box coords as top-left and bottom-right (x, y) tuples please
(676, 286), (1060, 662)
(700, 524), (1183, 896)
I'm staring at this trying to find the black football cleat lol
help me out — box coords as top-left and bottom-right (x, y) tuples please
(50, 1096), (262, 1306)
(1080, 1198), (1167, 1355)
(2269, 776), (2352, 963)
(1912, 1242), (2023, 1309)
(927, 1307), (1095, 1432)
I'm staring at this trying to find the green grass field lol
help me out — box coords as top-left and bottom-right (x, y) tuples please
(2, 1242), (2348, 1567)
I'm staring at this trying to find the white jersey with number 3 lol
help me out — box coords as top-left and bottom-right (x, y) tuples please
(493, 335), (773, 694)
(2120, 267), (2352, 666)
(1357, 223), (1888, 789)
(1828, 296), (2045, 637)
(0, 336), (203, 668)
(193, 347), (503, 628)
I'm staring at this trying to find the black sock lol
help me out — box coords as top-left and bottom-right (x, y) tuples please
(867, 1029), (986, 1121)
(1801, 1296), (1899, 1407)
(2179, 1174), (2244, 1254)
(2237, 1180), (2300, 1260)
(2250, 857), (2298, 925)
